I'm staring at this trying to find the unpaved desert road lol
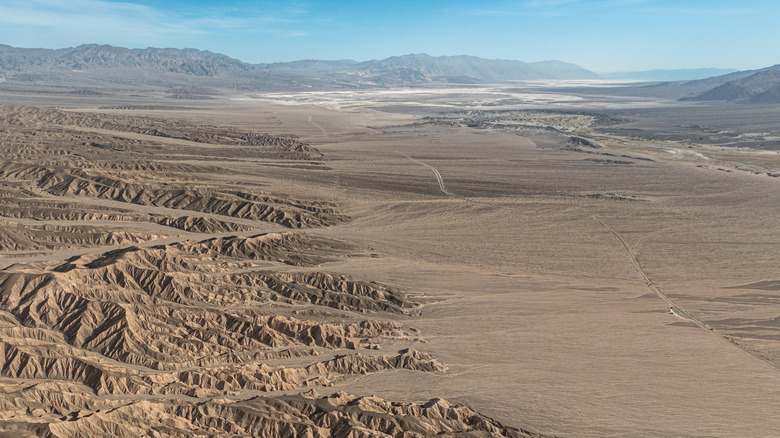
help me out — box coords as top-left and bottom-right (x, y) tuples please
(397, 152), (465, 200)
(593, 215), (780, 371)
(307, 114), (328, 137)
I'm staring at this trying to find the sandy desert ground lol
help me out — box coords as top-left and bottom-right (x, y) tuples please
(1, 84), (780, 437)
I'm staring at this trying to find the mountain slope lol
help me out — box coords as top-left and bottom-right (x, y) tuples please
(681, 68), (780, 103)
(0, 44), (250, 76)
(682, 64), (780, 88)
(62, 44), (252, 76)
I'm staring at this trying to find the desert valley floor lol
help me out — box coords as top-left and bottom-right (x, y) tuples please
(1, 86), (780, 437)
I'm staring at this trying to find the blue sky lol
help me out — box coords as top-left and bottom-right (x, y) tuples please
(0, 0), (777, 72)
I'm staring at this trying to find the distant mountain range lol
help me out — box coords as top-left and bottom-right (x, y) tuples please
(279, 54), (602, 84)
(680, 65), (780, 103)
(601, 68), (737, 81)
(0, 44), (252, 76)
(0, 44), (600, 91)
(4, 44), (777, 102)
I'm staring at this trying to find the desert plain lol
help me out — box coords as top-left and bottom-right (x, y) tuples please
(1, 82), (780, 437)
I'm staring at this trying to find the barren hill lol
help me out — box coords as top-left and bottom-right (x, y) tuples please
(681, 68), (780, 103)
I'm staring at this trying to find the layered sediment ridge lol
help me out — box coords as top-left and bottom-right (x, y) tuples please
(0, 228), (519, 437)
(0, 104), (537, 437)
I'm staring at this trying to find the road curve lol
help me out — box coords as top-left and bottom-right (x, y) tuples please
(307, 115), (328, 137)
(397, 151), (465, 200)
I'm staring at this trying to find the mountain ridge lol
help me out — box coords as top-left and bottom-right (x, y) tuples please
(0, 43), (600, 90)
(680, 65), (780, 103)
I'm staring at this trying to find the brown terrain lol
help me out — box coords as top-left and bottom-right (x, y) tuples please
(0, 83), (780, 437)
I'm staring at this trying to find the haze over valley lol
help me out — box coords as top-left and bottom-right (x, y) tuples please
(2, 1), (780, 437)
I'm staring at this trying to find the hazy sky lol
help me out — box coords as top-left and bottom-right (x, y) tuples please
(0, 0), (777, 72)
